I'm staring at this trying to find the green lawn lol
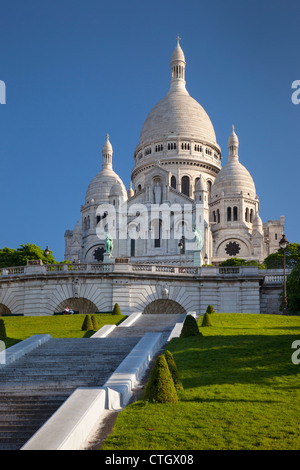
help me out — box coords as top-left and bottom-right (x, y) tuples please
(1, 314), (126, 348)
(102, 313), (300, 450)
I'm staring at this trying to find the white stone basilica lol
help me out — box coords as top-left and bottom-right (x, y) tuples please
(64, 38), (284, 266)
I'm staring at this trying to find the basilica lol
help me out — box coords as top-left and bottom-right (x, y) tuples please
(64, 39), (284, 266)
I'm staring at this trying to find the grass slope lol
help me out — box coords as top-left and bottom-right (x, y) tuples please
(102, 313), (300, 450)
(1, 314), (126, 348)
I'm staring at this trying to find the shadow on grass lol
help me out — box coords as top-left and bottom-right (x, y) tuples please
(169, 333), (300, 392)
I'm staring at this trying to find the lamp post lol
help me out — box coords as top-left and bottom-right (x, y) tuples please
(279, 234), (289, 315)
(178, 238), (184, 267)
(45, 246), (50, 266)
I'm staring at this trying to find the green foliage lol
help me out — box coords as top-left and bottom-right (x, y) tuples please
(142, 354), (178, 404)
(286, 263), (300, 314)
(0, 319), (7, 339)
(112, 303), (121, 315)
(164, 350), (183, 391)
(102, 314), (300, 451)
(81, 314), (94, 331)
(180, 315), (200, 337)
(91, 315), (99, 330)
(0, 243), (56, 268)
(201, 312), (213, 327)
(219, 258), (261, 267)
(206, 305), (215, 314)
(264, 242), (300, 270)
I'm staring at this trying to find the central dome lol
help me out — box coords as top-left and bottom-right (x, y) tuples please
(139, 91), (217, 147)
(138, 38), (218, 149)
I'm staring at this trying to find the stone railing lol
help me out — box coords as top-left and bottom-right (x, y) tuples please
(0, 262), (288, 281)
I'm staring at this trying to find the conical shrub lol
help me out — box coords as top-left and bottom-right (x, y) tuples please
(180, 314), (199, 337)
(81, 314), (94, 331)
(142, 354), (178, 403)
(164, 350), (183, 391)
(201, 312), (213, 327)
(0, 319), (7, 339)
(112, 303), (121, 315)
(206, 305), (215, 314)
(91, 315), (99, 330)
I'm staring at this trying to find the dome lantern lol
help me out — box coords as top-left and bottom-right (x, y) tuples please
(102, 134), (113, 168)
(170, 36), (187, 92)
(228, 125), (239, 159)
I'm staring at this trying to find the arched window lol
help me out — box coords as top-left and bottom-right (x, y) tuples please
(213, 211), (216, 222)
(130, 239), (135, 257)
(181, 176), (190, 197)
(233, 206), (238, 221)
(227, 207), (232, 222)
(245, 207), (249, 222)
(250, 209), (254, 223)
(217, 209), (220, 223)
(154, 220), (162, 248)
(171, 175), (176, 189)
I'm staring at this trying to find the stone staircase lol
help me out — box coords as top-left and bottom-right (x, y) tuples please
(0, 314), (185, 450)
(0, 337), (139, 450)
(110, 313), (186, 340)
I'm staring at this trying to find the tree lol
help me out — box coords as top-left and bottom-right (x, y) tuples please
(164, 350), (183, 391)
(0, 244), (56, 268)
(81, 314), (94, 331)
(180, 315), (200, 337)
(142, 354), (178, 403)
(264, 243), (300, 270)
(286, 263), (300, 314)
(206, 305), (215, 314)
(201, 312), (213, 327)
(219, 258), (261, 267)
(112, 303), (121, 315)
(0, 319), (7, 339)
(91, 315), (99, 330)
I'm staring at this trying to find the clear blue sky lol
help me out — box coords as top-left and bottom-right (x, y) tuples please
(0, 0), (299, 261)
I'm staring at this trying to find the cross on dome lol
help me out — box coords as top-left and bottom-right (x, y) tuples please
(176, 35), (181, 46)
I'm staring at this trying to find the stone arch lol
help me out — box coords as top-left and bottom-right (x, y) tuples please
(55, 297), (98, 315)
(143, 299), (186, 315)
(0, 303), (11, 315)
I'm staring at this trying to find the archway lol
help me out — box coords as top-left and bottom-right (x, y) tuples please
(55, 297), (98, 315)
(0, 303), (11, 315)
(143, 299), (186, 315)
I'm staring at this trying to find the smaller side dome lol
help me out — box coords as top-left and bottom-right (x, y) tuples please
(195, 175), (206, 191)
(109, 179), (124, 197)
(211, 126), (256, 199)
(127, 182), (134, 198)
(252, 212), (263, 233)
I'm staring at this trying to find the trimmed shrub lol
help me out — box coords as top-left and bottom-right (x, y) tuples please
(0, 319), (6, 339)
(143, 354), (178, 403)
(112, 303), (121, 315)
(180, 314), (199, 337)
(81, 314), (94, 331)
(201, 312), (213, 327)
(91, 315), (99, 330)
(164, 350), (183, 391)
(206, 305), (215, 314)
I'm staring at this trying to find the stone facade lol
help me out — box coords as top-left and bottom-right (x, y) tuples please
(64, 39), (284, 266)
(0, 263), (286, 316)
